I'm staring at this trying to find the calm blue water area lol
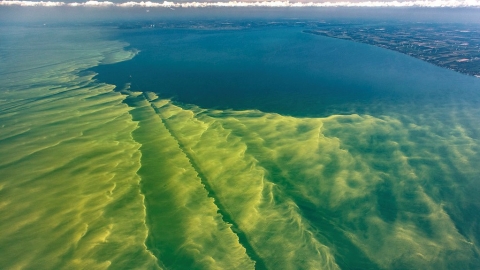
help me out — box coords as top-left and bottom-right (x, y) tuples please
(92, 24), (480, 117)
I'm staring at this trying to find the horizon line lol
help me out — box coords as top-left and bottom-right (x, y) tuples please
(2, 0), (480, 8)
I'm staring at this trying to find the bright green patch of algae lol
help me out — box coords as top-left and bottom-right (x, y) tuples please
(0, 26), (159, 270)
(137, 91), (480, 270)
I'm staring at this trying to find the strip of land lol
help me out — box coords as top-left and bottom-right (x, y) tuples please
(111, 19), (480, 77)
(304, 23), (480, 77)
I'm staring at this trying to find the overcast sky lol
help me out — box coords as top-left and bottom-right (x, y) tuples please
(1, 0), (480, 24)
(2, 0), (480, 6)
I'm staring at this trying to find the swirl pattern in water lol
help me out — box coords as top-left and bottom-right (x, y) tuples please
(1, 19), (480, 270)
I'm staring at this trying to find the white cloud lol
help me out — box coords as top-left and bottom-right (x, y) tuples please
(2, 0), (480, 7)
(0, 0), (66, 6)
(83, 1), (115, 6)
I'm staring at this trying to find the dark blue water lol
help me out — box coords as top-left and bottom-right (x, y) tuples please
(92, 25), (480, 117)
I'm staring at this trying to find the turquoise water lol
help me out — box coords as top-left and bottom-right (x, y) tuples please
(1, 22), (480, 270)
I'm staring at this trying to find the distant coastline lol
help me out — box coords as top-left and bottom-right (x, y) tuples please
(303, 24), (480, 78)
(111, 19), (480, 78)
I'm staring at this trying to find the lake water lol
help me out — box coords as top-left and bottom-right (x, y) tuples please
(1, 21), (480, 270)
